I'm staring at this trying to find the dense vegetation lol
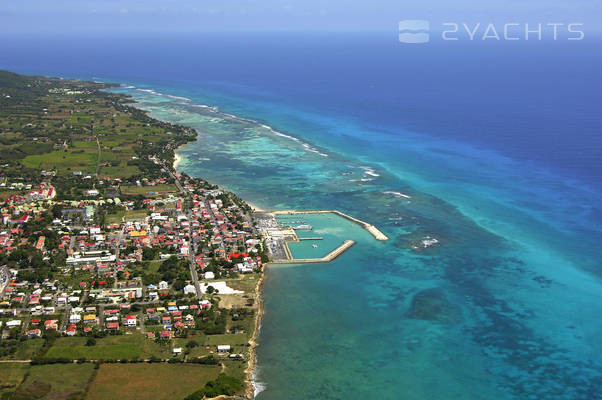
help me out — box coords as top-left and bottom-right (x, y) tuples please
(182, 373), (244, 400)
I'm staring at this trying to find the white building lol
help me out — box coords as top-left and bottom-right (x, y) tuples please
(183, 284), (196, 295)
(217, 345), (231, 353)
(6, 320), (21, 328)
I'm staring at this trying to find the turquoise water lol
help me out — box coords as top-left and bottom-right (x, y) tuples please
(3, 32), (602, 399)
(277, 213), (373, 259)
(106, 84), (602, 400)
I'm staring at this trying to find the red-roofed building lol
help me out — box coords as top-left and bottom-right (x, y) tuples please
(107, 322), (119, 330)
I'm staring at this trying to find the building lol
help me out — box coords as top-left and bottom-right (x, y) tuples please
(217, 345), (231, 353)
(125, 315), (137, 327)
(183, 284), (196, 295)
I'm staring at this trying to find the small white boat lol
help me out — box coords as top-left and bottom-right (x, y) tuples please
(312, 244), (318, 248)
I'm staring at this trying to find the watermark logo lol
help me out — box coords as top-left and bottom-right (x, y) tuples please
(399, 20), (430, 43)
(399, 21), (584, 43)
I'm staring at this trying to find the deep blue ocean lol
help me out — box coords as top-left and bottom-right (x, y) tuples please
(2, 32), (602, 399)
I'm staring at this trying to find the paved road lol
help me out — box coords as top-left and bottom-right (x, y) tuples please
(187, 211), (202, 300)
(166, 159), (202, 300)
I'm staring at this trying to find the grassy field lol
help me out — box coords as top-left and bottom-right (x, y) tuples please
(121, 184), (178, 195)
(101, 165), (140, 178)
(13, 363), (95, 400)
(86, 363), (221, 400)
(226, 274), (260, 293)
(203, 334), (249, 346)
(45, 334), (171, 360)
(0, 363), (29, 397)
(105, 209), (149, 224)
(22, 150), (97, 174)
(12, 338), (45, 359)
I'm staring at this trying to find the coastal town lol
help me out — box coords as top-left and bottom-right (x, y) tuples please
(0, 70), (392, 400)
(0, 71), (266, 400)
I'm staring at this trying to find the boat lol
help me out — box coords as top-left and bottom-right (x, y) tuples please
(293, 224), (313, 230)
(312, 244), (318, 248)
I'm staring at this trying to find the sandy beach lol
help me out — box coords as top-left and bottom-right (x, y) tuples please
(245, 201), (266, 212)
(173, 153), (183, 170)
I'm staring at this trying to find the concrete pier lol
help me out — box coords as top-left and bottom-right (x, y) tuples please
(271, 240), (355, 264)
(272, 209), (389, 241)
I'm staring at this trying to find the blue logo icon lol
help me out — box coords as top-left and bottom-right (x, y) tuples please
(399, 20), (430, 43)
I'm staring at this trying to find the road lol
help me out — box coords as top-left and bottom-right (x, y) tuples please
(0, 265), (10, 297)
(164, 159), (202, 300)
(187, 212), (201, 299)
(94, 127), (101, 180)
(59, 305), (72, 332)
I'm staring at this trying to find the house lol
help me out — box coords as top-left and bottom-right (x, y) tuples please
(183, 284), (196, 295)
(158, 281), (169, 290)
(237, 263), (254, 273)
(204, 271), (215, 280)
(26, 329), (42, 338)
(217, 345), (231, 353)
(125, 315), (137, 327)
(6, 320), (21, 328)
(44, 320), (58, 330)
(172, 347), (182, 355)
(106, 322), (119, 330)
(69, 314), (81, 324)
(83, 314), (97, 324)
(160, 330), (171, 339)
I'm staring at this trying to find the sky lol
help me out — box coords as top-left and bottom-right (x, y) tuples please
(0, 0), (600, 34)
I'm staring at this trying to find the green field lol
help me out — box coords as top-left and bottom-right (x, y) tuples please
(226, 274), (260, 293)
(45, 335), (171, 360)
(121, 184), (178, 195)
(105, 209), (149, 224)
(12, 338), (45, 360)
(13, 363), (95, 400)
(0, 363), (29, 397)
(22, 150), (97, 174)
(86, 363), (221, 400)
(203, 334), (249, 346)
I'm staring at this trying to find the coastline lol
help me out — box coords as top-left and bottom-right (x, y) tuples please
(174, 146), (265, 213)
(246, 265), (267, 398)
(172, 144), (266, 399)
(173, 152), (183, 170)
